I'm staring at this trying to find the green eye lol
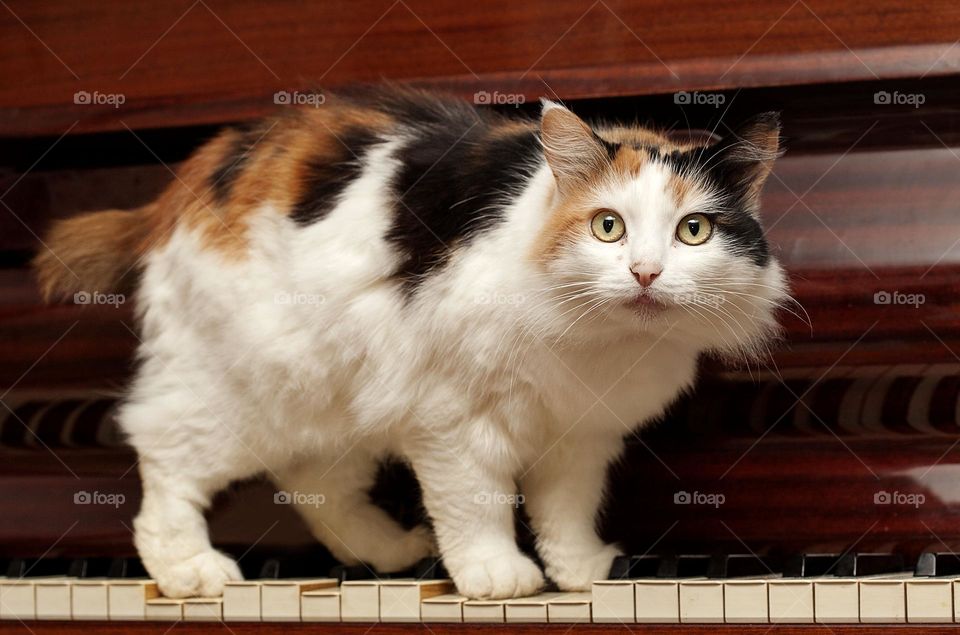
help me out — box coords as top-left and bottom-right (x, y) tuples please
(590, 209), (626, 242)
(676, 213), (713, 246)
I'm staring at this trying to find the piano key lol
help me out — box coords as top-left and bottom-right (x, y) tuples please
(608, 555), (659, 579)
(462, 598), (505, 623)
(108, 580), (159, 620)
(379, 579), (453, 622)
(182, 597), (222, 621)
(859, 574), (911, 623)
(340, 580), (381, 622)
(671, 554), (711, 578)
(768, 579), (814, 623)
(412, 558), (448, 580)
(145, 598), (183, 621)
(784, 553), (844, 578)
(813, 578), (859, 623)
(420, 593), (465, 623)
(262, 579), (338, 622)
(906, 578), (954, 623)
(591, 580), (634, 623)
(916, 552), (960, 577)
(840, 553), (906, 577)
(34, 580), (72, 620)
(724, 579), (770, 623)
(223, 581), (262, 621)
(546, 591), (592, 623)
(679, 580), (724, 623)
(503, 592), (563, 623)
(634, 580), (679, 623)
(107, 558), (149, 579)
(0, 580), (36, 620)
(71, 581), (109, 620)
(300, 587), (341, 622)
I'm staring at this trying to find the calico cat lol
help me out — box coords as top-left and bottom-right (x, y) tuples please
(35, 88), (789, 600)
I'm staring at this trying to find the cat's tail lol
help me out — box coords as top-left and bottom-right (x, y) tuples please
(33, 206), (151, 303)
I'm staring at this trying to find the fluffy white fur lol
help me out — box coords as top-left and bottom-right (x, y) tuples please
(122, 105), (789, 600)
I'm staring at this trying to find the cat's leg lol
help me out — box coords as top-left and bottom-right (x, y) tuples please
(404, 427), (545, 599)
(273, 449), (435, 573)
(520, 432), (624, 591)
(123, 391), (263, 598)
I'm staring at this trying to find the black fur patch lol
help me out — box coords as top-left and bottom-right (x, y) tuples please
(290, 127), (382, 226)
(209, 123), (262, 203)
(383, 94), (541, 292)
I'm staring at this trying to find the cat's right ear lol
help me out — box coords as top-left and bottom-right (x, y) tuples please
(540, 100), (610, 193)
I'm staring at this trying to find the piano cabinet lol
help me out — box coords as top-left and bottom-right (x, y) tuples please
(5, 0), (960, 631)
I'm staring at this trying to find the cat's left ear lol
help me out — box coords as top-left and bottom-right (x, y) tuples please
(540, 100), (611, 193)
(707, 112), (782, 212)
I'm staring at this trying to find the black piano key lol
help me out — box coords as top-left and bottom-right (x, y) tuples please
(608, 555), (660, 579)
(658, 554), (711, 578)
(67, 557), (113, 578)
(412, 557), (448, 580)
(329, 563), (380, 583)
(707, 554), (777, 579)
(108, 557), (149, 579)
(916, 552), (960, 577)
(784, 553), (844, 578)
(836, 553), (906, 577)
(6, 557), (73, 578)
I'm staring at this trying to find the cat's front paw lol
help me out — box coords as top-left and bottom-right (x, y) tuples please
(151, 550), (243, 598)
(546, 543), (622, 591)
(451, 551), (544, 599)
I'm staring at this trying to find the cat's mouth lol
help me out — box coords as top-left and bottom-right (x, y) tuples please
(628, 292), (669, 313)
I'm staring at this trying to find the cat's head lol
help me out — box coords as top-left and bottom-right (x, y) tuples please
(534, 100), (790, 361)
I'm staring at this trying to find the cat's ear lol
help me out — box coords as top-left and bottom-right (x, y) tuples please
(540, 100), (610, 193)
(707, 112), (781, 212)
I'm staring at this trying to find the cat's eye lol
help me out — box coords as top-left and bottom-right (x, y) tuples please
(590, 210), (626, 243)
(676, 213), (713, 246)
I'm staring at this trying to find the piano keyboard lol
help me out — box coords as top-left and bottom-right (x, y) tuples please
(3, 552), (960, 624)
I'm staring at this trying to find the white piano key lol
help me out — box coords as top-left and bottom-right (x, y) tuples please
(379, 580), (453, 622)
(35, 580), (72, 620)
(859, 575), (910, 623)
(340, 580), (380, 622)
(71, 581), (109, 620)
(262, 578), (338, 622)
(724, 579), (770, 623)
(546, 591), (592, 623)
(503, 592), (563, 623)
(814, 579), (859, 623)
(300, 588), (341, 622)
(420, 593), (465, 623)
(679, 580), (724, 623)
(768, 579), (813, 624)
(223, 581), (261, 621)
(183, 597), (222, 621)
(634, 580), (679, 623)
(145, 598), (183, 621)
(462, 599), (505, 623)
(0, 580), (35, 620)
(108, 580), (158, 621)
(906, 578), (953, 623)
(591, 580), (634, 623)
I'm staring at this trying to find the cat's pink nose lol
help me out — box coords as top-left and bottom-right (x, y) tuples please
(631, 264), (662, 287)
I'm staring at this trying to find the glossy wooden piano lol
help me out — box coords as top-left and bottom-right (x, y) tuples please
(3, 0), (960, 631)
